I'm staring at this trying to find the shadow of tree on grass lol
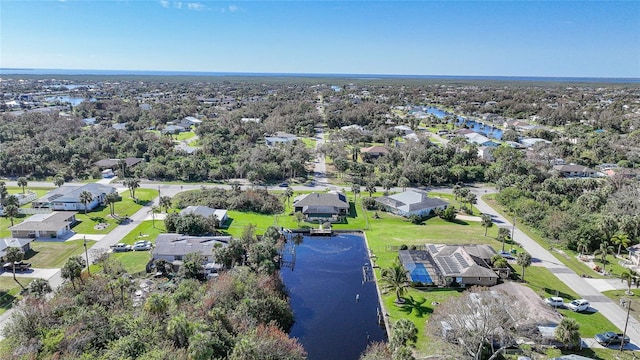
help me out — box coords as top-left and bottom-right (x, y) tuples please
(398, 295), (433, 318)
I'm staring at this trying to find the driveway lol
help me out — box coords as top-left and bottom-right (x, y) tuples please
(470, 187), (640, 348)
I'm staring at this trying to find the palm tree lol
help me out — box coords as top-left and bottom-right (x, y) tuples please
(5, 247), (24, 288)
(61, 256), (85, 290)
(517, 251), (532, 281)
(149, 205), (160, 228)
(124, 178), (140, 199)
(5, 194), (19, 207)
(611, 232), (631, 257)
(555, 317), (581, 349)
(144, 293), (169, 320)
(0, 181), (7, 205)
(159, 195), (172, 213)
(497, 227), (510, 253)
(3, 204), (19, 226)
(284, 187), (294, 206)
(480, 213), (493, 236)
(452, 184), (462, 201)
(593, 241), (615, 274)
(380, 261), (409, 304)
(53, 175), (65, 188)
(620, 269), (638, 295)
(351, 183), (361, 201)
(28, 278), (52, 298)
(397, 177), (409, 192)
(390, 318), (418, 351)
(104, 192), (120, 217)
(17, 177), (27, 194)
(576, 238), (590, 257)
(79, 190), (93, 214)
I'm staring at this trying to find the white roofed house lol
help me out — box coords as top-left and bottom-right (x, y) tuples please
(265, 132), (298, 147)
(552, 164), (598, 178)
(0, 238), (34, 259)
(179, 206), (228, 226)
(375, 190), (448, 217)
(32, 184), (117, 211)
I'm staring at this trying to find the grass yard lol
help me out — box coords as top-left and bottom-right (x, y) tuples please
(25, 239), (95, 268)
(300, 137), (316, 149)
(0, 277), (35, 315)
(72, 188), (158, 235)
(602, 289), (640, 323)
(107, 221), (166, 274)
(175, 131), (196, 141)
(483, 194), (601, 278)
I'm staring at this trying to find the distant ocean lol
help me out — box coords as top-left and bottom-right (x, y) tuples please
(1, 68), (638, 83)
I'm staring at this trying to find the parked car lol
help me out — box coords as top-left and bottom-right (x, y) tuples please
(498, 251), (514, 260)
(544, 297), (564, 307)
(566, 299), (590, 312)
(133, 241), (152, 251)
(3, 261), (31, 272)
(594, 332), (630, 346)
(112, 243), (132, 252)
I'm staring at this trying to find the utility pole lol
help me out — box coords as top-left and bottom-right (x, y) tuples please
(511, 215), (516, 251)
(621, 298), (631, 351)
(83, 235), (91, 276)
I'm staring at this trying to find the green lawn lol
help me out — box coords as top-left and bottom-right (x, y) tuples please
(300, 137), (316, 149)
(0, 277), (35, 315)
(72, 188), (158, 235)
(175, 131), (196, 141)
(25, 239), (96, 268)
(108, 221), (166, 274)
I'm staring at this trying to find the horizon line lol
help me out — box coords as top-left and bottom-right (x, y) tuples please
(1, 68), (639, 81)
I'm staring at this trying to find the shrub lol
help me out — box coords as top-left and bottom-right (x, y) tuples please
(361, 197), (378, 210)
(399, 244), (408, 250)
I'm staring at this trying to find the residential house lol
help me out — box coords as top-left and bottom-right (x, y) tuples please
(265, 132), (298, 147)
(241, 117), (262, 124)
(0, 237), (34, 259)
(112, 123), (127, 131)
(360, 146), (389, 159)
(32, 184), (117, 211)
(519, 137), (552, 149)
(8, 212), (77, 239)
(464, 132), (500, 147)
(152, 234), (231, 275)
(399, 244), (499, 287)
(375, 190), (448, 217)
(477, 146), (495, 162)
(293, 192), (349, 222)
(82, 117), (97, 126)
(180, 116), (202, 127)
(94, 157), (144, 172)
(180, 206), (228, 225)
(393, 125), (414, 136)
(553, 164), (598, 178)
(628, 244), (640, 266)
(162, 124), (187, 134)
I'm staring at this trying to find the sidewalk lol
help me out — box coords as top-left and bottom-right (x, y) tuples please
(473, 192), (640, 348)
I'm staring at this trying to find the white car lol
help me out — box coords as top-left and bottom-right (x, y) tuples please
(544, 297), (564, 307)
(566, 299), (590, 312)
(112, 243), (132, 252)
(133, 241), (152, 251)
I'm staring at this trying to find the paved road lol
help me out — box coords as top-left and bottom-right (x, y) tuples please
(467, 186), (640, 350)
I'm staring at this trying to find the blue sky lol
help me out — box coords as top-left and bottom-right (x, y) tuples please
(1, 1), (638, 77)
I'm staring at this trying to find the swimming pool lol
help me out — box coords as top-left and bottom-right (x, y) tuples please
(409, 263), (433, 283)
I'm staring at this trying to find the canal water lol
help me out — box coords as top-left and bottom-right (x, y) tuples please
(280, 233), (387, 360)
(426, 106), (503, 139)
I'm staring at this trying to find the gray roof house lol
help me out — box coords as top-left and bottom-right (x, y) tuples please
(293, 192), (349, 222)
(8, 212), (77, 239)
(399, 244), (499, 287)
(0, 237), (34, 258)
(32, 184), (117, 211)
(375, 190), (448, 217)
(153, 234), (231, 274)
(180, 206), (228, 224)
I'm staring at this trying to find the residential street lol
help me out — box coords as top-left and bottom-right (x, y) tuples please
(468, 186), (640, 350)
(1, 181), (639, 351)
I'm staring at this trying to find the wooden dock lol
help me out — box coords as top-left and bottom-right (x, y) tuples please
(309, 228), (332, 236)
